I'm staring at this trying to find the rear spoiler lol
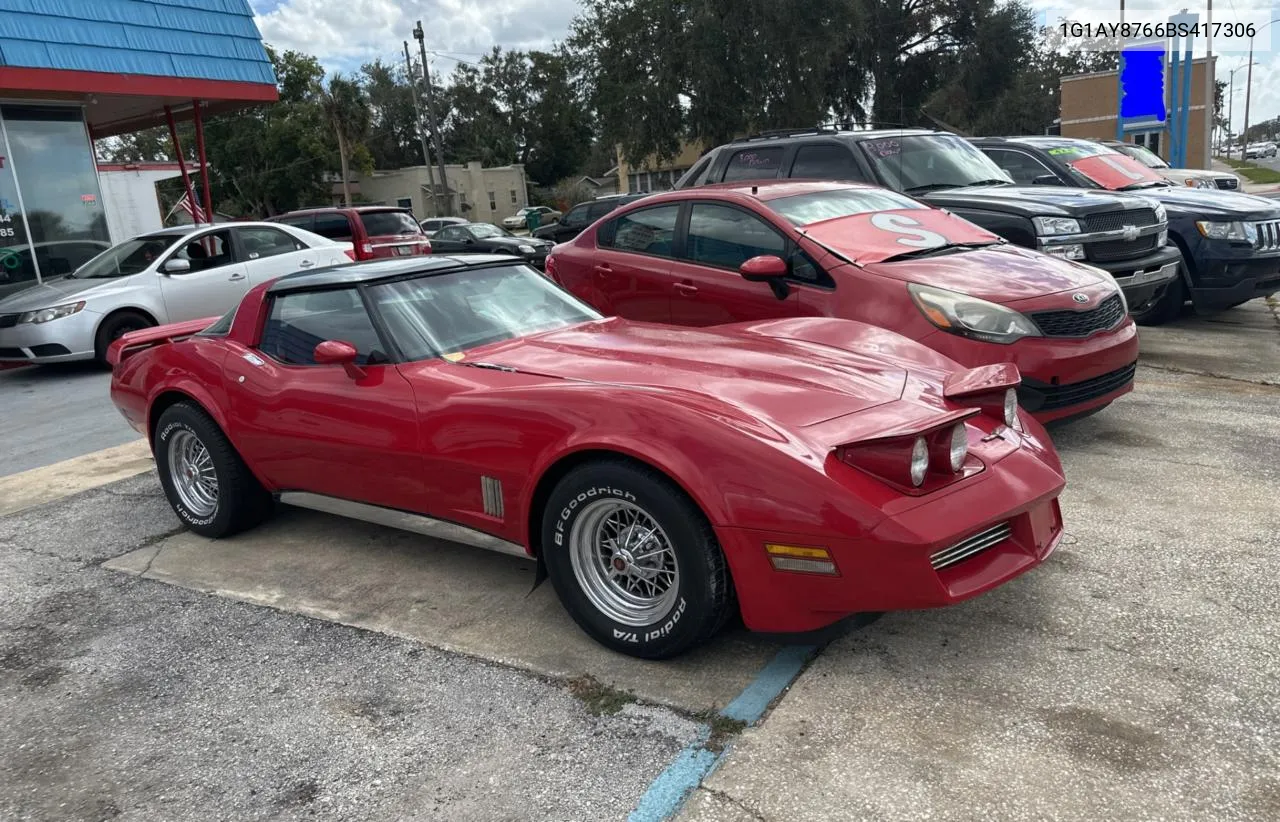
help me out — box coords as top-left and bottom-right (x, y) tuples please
(942, 363), (1020, 399)
(106, 316), (219, 368)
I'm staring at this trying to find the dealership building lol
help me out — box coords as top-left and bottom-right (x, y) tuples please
(0, 0), (276, 298)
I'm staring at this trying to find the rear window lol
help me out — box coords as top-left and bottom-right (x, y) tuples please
(312, 213), (353, 240)
(361, 210), (422, 236)
(722, 148), (784, 182)
(768, 188), (927, 226)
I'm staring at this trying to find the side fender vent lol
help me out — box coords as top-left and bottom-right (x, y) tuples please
(481, 476), (504, 519)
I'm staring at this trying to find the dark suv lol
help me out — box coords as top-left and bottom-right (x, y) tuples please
(272, 206), (431, 261)
(675, 128), (1181, 313)
(531, 193), (651, 244)
(972, 136), (1280, 322)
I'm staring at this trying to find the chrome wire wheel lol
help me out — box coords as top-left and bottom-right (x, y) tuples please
(569, 499), (681, 627)
(167, 429), (219, 518)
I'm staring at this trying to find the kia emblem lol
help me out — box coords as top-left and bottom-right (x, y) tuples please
(1121, 224), (1139, 242)
(1073, 293), (1089, 304)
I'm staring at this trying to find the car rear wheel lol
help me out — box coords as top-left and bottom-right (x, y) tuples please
(154, 401), (273, 538)
(94, 310), (153, 366)
(542, 460), (734, 658)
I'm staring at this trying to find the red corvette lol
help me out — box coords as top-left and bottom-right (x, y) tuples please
(109, 255), (1066, 658)
(547, 181), (1140, 423)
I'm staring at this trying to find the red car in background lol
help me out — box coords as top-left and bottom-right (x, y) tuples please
(547, 181), (1139, 423)
(272, 206), (431, 261)
(108, 255), (1065, 658)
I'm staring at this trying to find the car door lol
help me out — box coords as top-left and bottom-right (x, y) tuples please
(156, 228), (251, 322)
(430, 225), (473, 253)
(225, 286), (424, 512)
(668, 202), (798, 325)
(234, 225), (322, 287)
(589, 203), (681, 321)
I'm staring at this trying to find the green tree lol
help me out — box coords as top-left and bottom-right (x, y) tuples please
(362, 59), (425, 169)
(524, 50), (593, 186)
(319, 73), (371, 207)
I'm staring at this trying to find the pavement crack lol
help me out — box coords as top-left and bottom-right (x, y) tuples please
(1139, 362), (1279, 387)
(699, 786), (769, 821)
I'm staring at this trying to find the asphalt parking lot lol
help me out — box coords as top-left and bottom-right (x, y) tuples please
(1, 298), (1278, 821)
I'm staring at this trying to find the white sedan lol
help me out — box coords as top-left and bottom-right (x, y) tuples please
(502, 206), (561, 230)
(0, 222), (353, 366)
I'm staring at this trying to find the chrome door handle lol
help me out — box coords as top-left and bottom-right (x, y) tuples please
(228, 273), (246, 281)
(673, 282), (698, 296)
(593, 264), (612, 278)
(298, 260), (317, 268)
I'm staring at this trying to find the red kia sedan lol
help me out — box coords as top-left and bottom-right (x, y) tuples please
(547, 181), (1140, 423)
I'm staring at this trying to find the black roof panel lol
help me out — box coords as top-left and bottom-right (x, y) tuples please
(267, 254), (519, 293)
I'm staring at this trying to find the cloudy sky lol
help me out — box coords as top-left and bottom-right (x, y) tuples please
(249, 0), (1280, 132)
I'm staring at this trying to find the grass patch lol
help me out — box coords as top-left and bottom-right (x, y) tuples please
(1216, 156), (1280, 184)
(695, 710), (748, 752)
(567, 675), (637, 716)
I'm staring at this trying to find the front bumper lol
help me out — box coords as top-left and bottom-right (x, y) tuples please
(0, 308), (99, 363)
(718, 433), (1066, 633)
(1190, 250), (1280, 310)
(1096, 245), (1181, 311)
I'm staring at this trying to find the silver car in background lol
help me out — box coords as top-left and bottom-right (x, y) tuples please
(0, 222), (353, 366)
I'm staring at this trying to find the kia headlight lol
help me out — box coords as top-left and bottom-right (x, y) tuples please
(1195, 221), (1251, 241)
(18, 301), (85, 324)
(1032, 216), (1081, 236)
(907, 283), (1041, 345)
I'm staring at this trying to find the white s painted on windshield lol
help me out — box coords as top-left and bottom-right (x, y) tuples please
(869, 213), (949, 248)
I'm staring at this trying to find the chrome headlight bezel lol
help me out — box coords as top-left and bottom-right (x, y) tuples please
(1032, 216), (1082, 236)
(1196, 221), (1251, 241)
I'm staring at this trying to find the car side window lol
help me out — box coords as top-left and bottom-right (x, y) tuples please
(437, 226), (469, 242)
(686, 203), (786, 270)
(312, 213), (354, 241)
(586, 201), (616, 221)
(258, 289), (388, 366)
(982, 149), (1054, 185)
(563, 204), (590, 227)
(276, 215), (313, 232)
(171, 230), (235, 272)
(599, 205), (679, 256)
(790, 144), (866, 182)
(237, 226), (304, 260)
(722, 148), (784, 182)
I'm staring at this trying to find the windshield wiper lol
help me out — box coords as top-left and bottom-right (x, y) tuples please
(1119, 181), (1170, 191)
(964, 179), (1013, 187)
(903, 183), (961, 193)
(881, 241), (1001, 262)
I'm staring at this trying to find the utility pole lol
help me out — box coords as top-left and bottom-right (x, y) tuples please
(1243, 32), (1254, 162)
(1203, 0), (1213, 167)
(413, 21), (452, 217)
(402, 41), (433, 174)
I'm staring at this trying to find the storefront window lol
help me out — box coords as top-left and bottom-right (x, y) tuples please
(0, 125), (34, 298)
(0, 105), (110, 291)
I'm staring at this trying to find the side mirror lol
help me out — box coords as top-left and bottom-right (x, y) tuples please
(1031, 174), (1062, 186)
(314, 339), (365, 379)
(163, 258), (192, 274)
(739, 254), (789, 282)
(462, 237), (476, 245)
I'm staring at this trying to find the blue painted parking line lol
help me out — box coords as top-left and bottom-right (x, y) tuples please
(628, 644), (820, 822)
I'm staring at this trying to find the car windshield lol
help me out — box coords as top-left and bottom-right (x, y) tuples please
(469, 224), (509, 238)
(69, 236), (177, 279)
(859, 134), (1014, 192)
(367, 263), (601, 361)
(768, 188), (928, 226)
(1044, 142), (1171, 190)
(361, 211), (421, 236)
(1118, 144), (1169, 168)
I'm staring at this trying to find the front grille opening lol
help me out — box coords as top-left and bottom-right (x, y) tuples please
(1081, 209), (1156, 233)
(1030, 293), (1126, 337)
(931, 522), (1012, 571)
(1019, 362), (1138, 412)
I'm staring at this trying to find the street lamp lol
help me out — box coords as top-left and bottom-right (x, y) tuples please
(1228, 62), (1256, 154)
(1241, 18), (1280, 161)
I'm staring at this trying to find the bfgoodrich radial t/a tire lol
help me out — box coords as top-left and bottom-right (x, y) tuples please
(154, 401), (273, 538)
(542, 459), (734, 658)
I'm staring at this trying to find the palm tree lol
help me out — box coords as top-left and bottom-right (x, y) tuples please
(319, 74), (370, 207)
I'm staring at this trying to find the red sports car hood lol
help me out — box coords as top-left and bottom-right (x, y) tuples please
(462, 319), (909, 427)
(861, 244), (1111, 303)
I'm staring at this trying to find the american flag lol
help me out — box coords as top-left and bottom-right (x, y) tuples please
(168, 191), (206, 224)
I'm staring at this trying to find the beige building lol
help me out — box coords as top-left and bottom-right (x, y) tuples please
(1060, 56), (1214, 169)
(617, 142), (707, 193)
(349, 162), (530, 224)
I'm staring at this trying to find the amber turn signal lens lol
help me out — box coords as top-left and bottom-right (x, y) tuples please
(765, 544), (838, 575)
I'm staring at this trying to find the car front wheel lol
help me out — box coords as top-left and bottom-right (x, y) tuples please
(154, 401), (273, 538)
(542, 460), (734, 658)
